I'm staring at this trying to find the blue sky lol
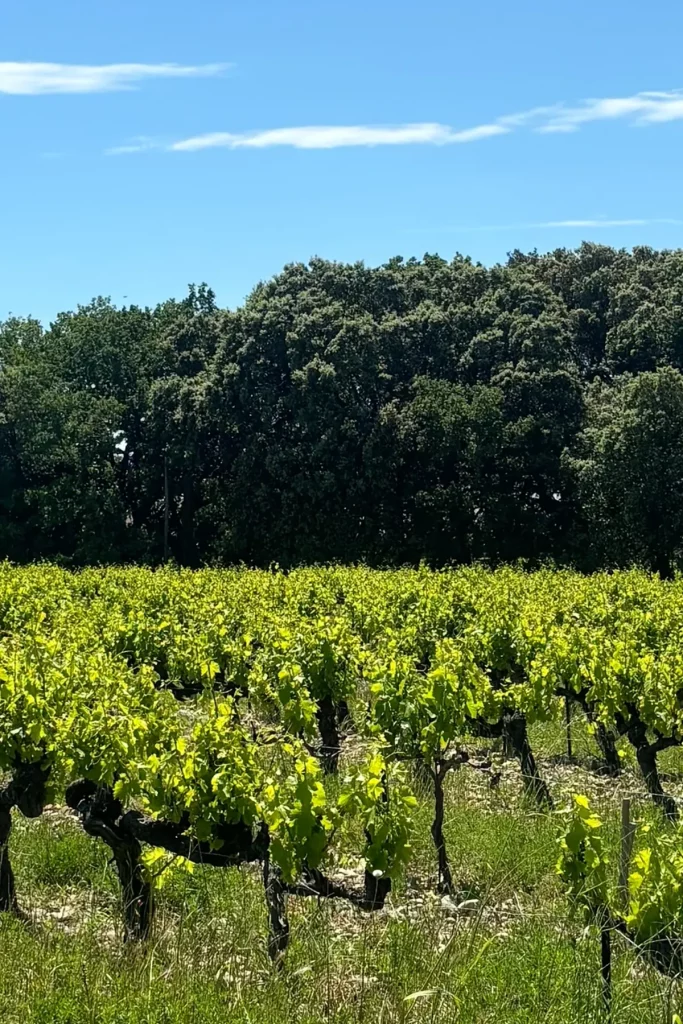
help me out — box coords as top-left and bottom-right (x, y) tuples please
(3, 0), (683, 324)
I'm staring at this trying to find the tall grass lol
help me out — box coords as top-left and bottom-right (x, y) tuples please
(2, 714), (683, 1023)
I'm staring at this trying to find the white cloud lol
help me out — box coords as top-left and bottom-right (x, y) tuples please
(447, 124), (509, 143)
(108, 86), (683, 157)
(0, 62), (227, 95)
(528, 91), (683, 132)
(465, 89), (683, 138)
(539, 218), (651, 228)
(170, 122), (508, 152)
(537, 217), (683, 228)
(105, 136), (160, 155)
(450, 217), (683, 233)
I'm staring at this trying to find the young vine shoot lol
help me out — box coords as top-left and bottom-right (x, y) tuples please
(3, 563), (683, 965)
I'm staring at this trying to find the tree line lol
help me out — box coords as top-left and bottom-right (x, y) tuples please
(2, 243), (683, 573)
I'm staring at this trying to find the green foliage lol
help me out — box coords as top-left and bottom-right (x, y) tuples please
(5, 246), (683, 569)
(559, 794), (683, 951)
(10, 563), (683, 994)
(339, 751), (417, 878)
(5, 562), (683, 898)
(569, 367), (683, 575)
(624, 826), (683, 943)
(557, 795), (609, 919)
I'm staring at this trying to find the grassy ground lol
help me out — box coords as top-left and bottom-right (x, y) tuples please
(3, 714), (683, 1023)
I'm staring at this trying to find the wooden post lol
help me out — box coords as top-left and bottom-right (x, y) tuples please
(619, 798), (635, 910)
(565, 695), (573, 760)
(601, 924), (612, 1018)
(431, 760), (453, 894)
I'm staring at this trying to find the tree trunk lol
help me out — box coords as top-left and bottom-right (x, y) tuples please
(263, 855), (289, 963)
(623, 715), (678, 820)
(0, 762), (50, 917)
(595, 722), (621, 777)
(502, 724), (515, 759)
(163, 453), (170, 563)
(503, 711), (553, 809)
(363, 867), (391, 909)
(336, 699), (350, 730)
(180, 467), (199, 567)
(66, 782), (153, 941)
(431, 762), (453, 894)
(566, 689), (622, 776)
(635, 742), (677, 821)
(0, 805), (18, 915)
(316, 694), (341, 773)
(653, 550), (674, 581)
(109, 835), (153, 942)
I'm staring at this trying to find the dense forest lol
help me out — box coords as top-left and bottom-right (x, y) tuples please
(2, 243), (683, 573)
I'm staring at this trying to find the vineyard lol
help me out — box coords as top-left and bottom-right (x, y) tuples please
(5, 564), (683, 1021)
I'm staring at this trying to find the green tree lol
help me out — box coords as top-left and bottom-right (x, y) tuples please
(568, 367), (683, 576)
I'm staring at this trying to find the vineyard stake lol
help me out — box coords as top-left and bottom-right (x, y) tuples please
(565, 695), (572, 760)
(619, 799), (635, 910)
(601, 922), (612, 1018)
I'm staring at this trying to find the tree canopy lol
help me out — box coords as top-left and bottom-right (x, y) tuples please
(3, 244), (683, 573)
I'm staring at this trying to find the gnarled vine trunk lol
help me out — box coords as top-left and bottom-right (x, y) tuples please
(634, 743), (677, 821)
(502, 712), (553, 810)
(621, 716), (678, 821)
(594, 722), (622, 777)
(564, 688), (622, 776)
(66, 781), (153, 942)
(67, 778), (390, 961)
(0, 760), (50, 917)
(316, 694), (342, 773)
(263, 853), (289, 962)
(0, 804), (17, 914)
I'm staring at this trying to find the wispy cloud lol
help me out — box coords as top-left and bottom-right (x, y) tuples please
(538, 218), (681, 228)
(530, 93), (683, 133)
(105, 136), (161, 156)
(0, 62), (228, 95)
(141, 87), (683, 157)
(495, 92), (683, 134)
(443, 217), (683, 233)
(170, 122), (508, 152)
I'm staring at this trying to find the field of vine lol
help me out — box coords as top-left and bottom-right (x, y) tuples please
(5, 564), (683, 1022)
